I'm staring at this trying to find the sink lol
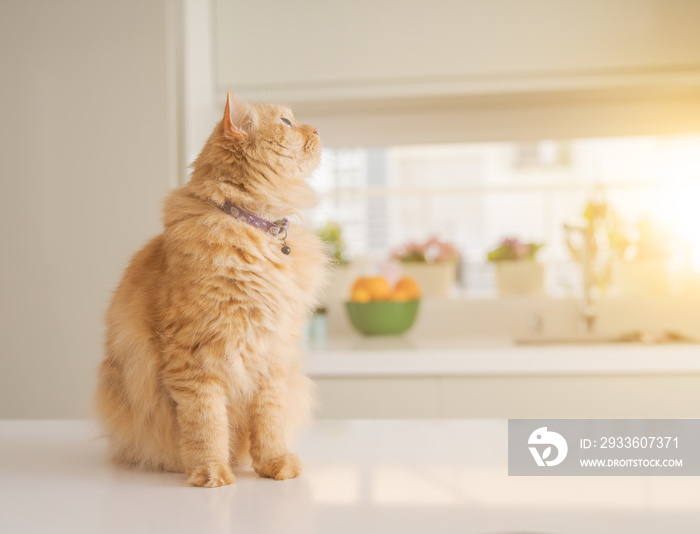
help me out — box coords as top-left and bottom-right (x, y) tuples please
(516, 330), (696, 345)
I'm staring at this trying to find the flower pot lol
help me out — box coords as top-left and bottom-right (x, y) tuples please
(399, 261), (457, 298)
(495, 261), (545, 296)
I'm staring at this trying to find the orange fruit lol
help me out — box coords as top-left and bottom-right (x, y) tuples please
(350, 277), (369, 300)
(366, 276), (392, 301)
(351, 286), (372, 303)
(351, 277), (370, 293)
(389, 289), (411, 302)
(395, 276), (421, 300)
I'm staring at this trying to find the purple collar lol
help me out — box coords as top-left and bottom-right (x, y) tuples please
(220, 201), (292, 255)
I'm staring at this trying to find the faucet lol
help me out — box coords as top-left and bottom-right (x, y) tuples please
(564, 219), (597, 333)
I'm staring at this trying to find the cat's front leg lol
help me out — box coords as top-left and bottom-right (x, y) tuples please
(165, 372), (234, 488)
(249, 377), (303, 481)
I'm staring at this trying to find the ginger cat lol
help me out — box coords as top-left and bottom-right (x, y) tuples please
(95, 94), (326, 487)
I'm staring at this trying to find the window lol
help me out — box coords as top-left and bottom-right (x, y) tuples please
(309, 135), (700, 297)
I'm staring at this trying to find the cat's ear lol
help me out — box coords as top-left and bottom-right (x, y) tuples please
(223, 93), (247, 140)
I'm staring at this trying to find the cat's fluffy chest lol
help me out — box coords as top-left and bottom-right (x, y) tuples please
(211, 219), (323, 309)
(196, 217), (321, 335)
(160, 201), (325, 386)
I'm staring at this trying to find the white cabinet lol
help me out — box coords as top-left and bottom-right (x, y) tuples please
(314, 375), (700, 419)
(307, 341), (700, 418)
(212, 1), (700, 145)
(215, 0), (700, 103)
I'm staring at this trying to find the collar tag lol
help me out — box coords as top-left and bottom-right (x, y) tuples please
(219, 202), (291, 255)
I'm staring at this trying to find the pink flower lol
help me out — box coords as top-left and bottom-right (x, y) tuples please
(391, 237), (459, 263)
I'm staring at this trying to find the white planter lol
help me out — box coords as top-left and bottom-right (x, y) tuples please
(399, 261), (457, 298)
(611, 258), (671, 297)
(495, 261), (545, 297)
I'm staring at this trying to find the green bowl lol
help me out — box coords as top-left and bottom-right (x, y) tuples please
(344, 300), (420, 336)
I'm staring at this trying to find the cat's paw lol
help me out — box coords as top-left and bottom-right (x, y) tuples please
(186, 462), (235, 488)
(255, 453), (303, 481)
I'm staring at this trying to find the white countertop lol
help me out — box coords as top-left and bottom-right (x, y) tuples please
(306, 338), (700, 377)
(2, 419), (700, 534)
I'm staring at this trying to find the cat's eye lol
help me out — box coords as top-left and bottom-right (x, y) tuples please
(280, 117), (292, 127)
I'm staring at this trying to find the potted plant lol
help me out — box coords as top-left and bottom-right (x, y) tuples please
(317, 221), (358, 302)
(487, 238), (545, 296)
(391, 237), (460, 298)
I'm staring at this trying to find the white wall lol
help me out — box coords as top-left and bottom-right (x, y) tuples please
(183, 0), (221, 167)
(0, 0), (181, 418)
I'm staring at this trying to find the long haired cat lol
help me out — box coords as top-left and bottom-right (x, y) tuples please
(95, 93), (326, 487)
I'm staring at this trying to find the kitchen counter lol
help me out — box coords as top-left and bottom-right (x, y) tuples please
(2, 419), (700, 534)
(304, 339), (700, 419)
(306, 337), (700, 377)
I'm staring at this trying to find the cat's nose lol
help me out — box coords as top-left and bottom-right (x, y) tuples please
(312, 128), (318, 135)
